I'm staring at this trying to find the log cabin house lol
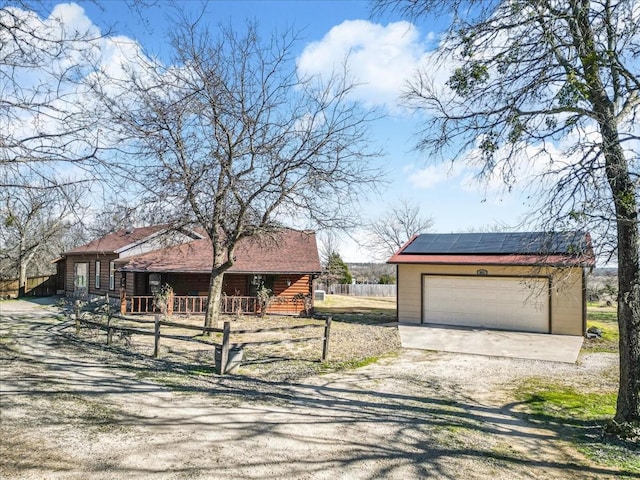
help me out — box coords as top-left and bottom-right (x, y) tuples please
(56, 226), (322, 316)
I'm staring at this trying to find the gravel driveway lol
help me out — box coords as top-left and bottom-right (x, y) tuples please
(0, 299), (626, 479)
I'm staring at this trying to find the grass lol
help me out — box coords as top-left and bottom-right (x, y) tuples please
(519, 304), (638, 473)
(315, 294), (396, 323)
(584, 304), (619, 352)
(518, 380), (617, 420)
(516, 378), (639, 475)
(192, 333), (222, 342)
(323, 353), (393, 372)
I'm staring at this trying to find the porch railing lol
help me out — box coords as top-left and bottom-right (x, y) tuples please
(175, 296), (209, 315)
(128, 296), (157, 314)
(220, 296), (259, 314)
(121, 293), (307, 316)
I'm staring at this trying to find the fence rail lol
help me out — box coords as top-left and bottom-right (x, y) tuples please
(317, 283), (396, 297)
(71, 304), (331, 375)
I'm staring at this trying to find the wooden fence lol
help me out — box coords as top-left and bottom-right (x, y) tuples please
(0, 275), (57, 298)
(317, 283), (396, 297)
(71, 304), (331, 375)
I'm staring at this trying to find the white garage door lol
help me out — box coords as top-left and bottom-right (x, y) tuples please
(423, 276), (549, 333)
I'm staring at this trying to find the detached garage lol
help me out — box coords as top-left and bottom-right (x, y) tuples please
(388, 232), (595, 336)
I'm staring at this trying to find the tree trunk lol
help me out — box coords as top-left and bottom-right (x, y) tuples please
(611, 168), (640, 424)
(615, 216), (640, 424)
(599, 116), (640, 424)
(18, 258), (28, 298)
(577, 3), (640, 418)
(203, 271), (225, 334)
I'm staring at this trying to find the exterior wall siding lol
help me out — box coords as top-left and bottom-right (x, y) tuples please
(132, 272), (145, 296)
(122, 272), (133, 298)
(63, 253), (120, 296)
(274, 274), (310, 296)
(56, 261), (66, 291)
(166, 273), (212, 296)
(397, 263), (584, 336)
(268, 274), (312, 314)
(223, 274), (247, 296)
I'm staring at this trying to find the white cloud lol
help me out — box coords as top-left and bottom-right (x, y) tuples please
(298, 20), (435, 111)
(99, 35), (147, 80)
(407, 163), (462, 189)
(408, 165), (448, 189)
(0, 3), (160, 175)
(49, 2), (99, 35)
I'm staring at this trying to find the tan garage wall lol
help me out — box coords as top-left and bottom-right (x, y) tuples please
(397, 263), (584, 336)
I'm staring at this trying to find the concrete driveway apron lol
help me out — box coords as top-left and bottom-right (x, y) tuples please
(398, 323), (584, 363)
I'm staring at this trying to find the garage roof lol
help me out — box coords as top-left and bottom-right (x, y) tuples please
(388, 231), (595, 267)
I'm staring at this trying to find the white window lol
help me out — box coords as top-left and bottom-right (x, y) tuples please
(74, 263), (87, 289)
(95, 261), (101, 289)
(109, 261), (115, 290)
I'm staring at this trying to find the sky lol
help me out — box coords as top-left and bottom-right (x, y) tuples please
(11, 1), (541, 262)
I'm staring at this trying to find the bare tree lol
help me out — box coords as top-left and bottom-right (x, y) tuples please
(368, 199), (434, 259)
(0, 171), (83, 294)
(375, 0), (639, 426)
(95, 18), (382, 330)
(318, 231), (343, 268)
(0, 2), (109, 190)
(88, 200), (169, 238)
(463, 223), (512, 233)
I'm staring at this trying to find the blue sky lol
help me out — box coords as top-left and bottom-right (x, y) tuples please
(27, 1), (535, 261)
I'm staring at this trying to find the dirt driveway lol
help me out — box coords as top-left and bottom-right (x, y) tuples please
(0, 299), (628, 479)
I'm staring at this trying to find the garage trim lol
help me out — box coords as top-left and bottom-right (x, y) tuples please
(420, 273), (553, 333)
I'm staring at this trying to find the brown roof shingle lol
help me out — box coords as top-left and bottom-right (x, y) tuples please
(65, 225), (169, 255)
(118, 229), (321, 274)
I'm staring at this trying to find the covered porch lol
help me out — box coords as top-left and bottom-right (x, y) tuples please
(119, 271), (314, 316)
(121, 293), (308, 316)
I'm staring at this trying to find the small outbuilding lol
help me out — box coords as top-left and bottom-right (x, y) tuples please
(388, 232), (595, 336)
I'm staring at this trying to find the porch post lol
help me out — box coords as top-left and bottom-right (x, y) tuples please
(120, 288), (126, 315)
(167, 290), (174, 317)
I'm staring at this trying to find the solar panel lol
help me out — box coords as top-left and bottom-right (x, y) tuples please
(402, 232), (587, 255)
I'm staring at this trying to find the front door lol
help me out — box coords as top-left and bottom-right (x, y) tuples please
(74, 262), (88, 297)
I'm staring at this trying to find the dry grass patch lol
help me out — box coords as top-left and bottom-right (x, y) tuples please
(315, 294), (396, 320)
(69, 302), (401, 381)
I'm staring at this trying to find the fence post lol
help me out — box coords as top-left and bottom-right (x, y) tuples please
(107, 314), (113, 345)
(74, 301), (81, 335)
(153, 315), (161, 358)
(321, 316), (332, 362)
(218, 321), (231, 375)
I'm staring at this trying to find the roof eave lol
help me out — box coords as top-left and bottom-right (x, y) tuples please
(388, 253), (595, 268)
(119, 267), (322, 274)
(63, 249), (116, 256)
(113, 228), (169, 254)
